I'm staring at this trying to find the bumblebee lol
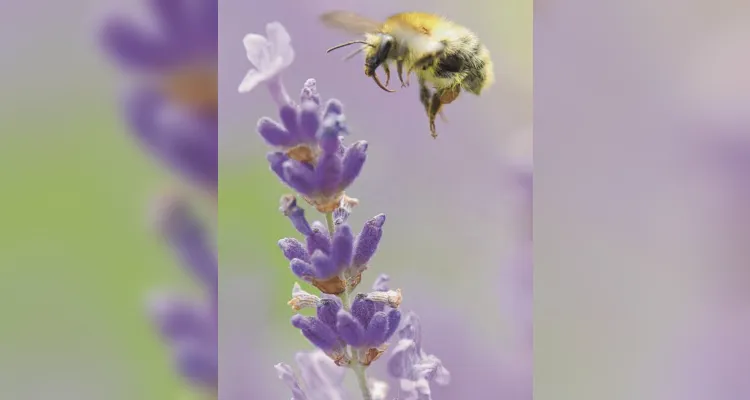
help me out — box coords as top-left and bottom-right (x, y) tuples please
(321, 11), (495, 138)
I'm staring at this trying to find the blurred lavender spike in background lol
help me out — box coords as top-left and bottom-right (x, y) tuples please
(153, 193), (218, 294)
(147, 193), (217, 393)
(100, 0), (218, 194)
(502, 127), (533, 351)
(255, 78), (367, 213)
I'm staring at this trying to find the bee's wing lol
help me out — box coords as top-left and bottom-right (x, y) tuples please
(319, 11), (383, 35)
(387, 20), (447, 55)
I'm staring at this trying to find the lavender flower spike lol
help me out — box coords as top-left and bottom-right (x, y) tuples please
(387, 312), (450, 400)
(247, 23), (448, 398)
(279, 196), (387, 295)
(146, 193), (217, 391)
(258, 79), (367, 213)
(101, 0), (218, 193)
(287, 280), (402, 367)
(152, 192), (218, 292)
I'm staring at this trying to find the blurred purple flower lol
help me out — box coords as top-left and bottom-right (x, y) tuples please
(276, 350), (347, 400)
(261, 79), (368, 213)
(503, 127), (533, 351)
(279, 195), (385, 295)
(148, 193), (217, 391)
(387, 312), (450, 400)
(100, 0), (218, 193)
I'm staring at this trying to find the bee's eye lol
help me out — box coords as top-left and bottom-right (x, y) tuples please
(437, 54), (463, 73)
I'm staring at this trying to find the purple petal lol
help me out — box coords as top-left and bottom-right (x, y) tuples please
(315, 154), (342, 197)
(194, 0), (218, 52)
(294, 350), (347, 397)
(148, 296), (210, 341)
(100, 17), (179, 70)
(291, 315), (340, 351)
(336, 310), (366, 347)
(299, 101), (320, 142)
(310, 251), (338, 279)
(372, 274), (390, 291)
(290, 259), (316, 280)
(157, 197), (217, 289)
(316, 298), (342, 330)
(174, 341), (218, 387)
(352, 214), (386, 269)
(124, 88), (218, 190)
(279, 105), (301, 142)
(398, 312), (423, 351)
(364, 311), (389, 347)
(318, 118), (343, 155)
(282, 160), (317, 195)
(387, 339), (420, 379)
(275, 363), (309, 400)
(278, 238), (310, 262)
(323, 99), (344, 119)
(351, 295), (376, 328)
(267, 151), (289, 179)
(279, 195), (312, 236)
(339, 141), (368, 189)
(314, 156), (342, 196)
(150, 0), (192, 43)
(258, 117), (294, 147)
(385, 309), (402, 341)
(330, 225), (354, 270)
(306, 224), (331, 255)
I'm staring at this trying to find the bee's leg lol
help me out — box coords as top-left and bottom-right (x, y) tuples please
(436, 86), (460, 123)
(397, 60), (407, 87)
(427, 91), (444, 139)
(418, 77), (431, 115)
(381, 63), (391, 87)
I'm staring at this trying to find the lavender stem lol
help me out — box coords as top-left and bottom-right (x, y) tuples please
(352, 360), (373, 400)
(266, 76), (291, 108)
(325, 210), (373, 400)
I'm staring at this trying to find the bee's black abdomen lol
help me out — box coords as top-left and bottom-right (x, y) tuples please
(436, 54), (464, 74)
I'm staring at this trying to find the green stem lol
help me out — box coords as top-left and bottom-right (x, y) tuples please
(352, 360), (373, 400)
(325, 211), (336, 237)
(324, 211), (372, 400)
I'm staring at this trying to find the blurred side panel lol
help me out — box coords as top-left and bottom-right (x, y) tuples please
(0, 0), (218, 398)
(534, 0), (750, 399)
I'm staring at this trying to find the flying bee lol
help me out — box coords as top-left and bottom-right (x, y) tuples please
(320, 11), (495, 138)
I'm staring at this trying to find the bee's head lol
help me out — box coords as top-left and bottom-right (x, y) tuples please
(363, 34), (393, 76)
(326, 34), (396, 92)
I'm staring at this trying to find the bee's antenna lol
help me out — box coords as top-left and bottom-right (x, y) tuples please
(326, 40), (373, 53)
(342, 46), (366, 61)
